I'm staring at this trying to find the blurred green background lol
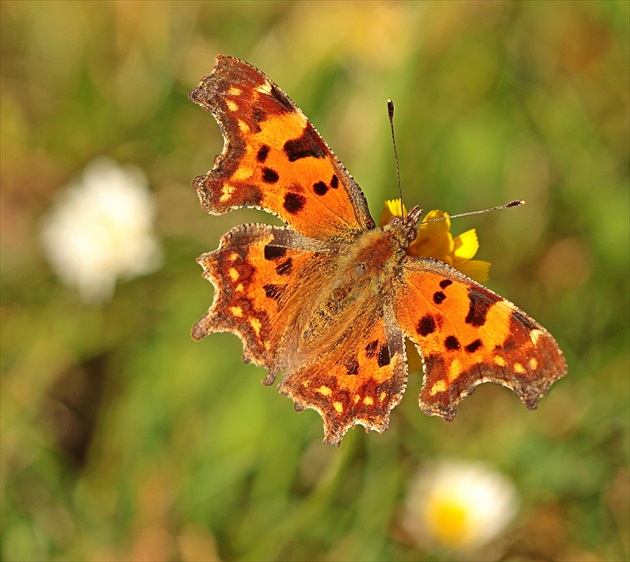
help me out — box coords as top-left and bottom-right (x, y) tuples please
(1, 1), (628, 560)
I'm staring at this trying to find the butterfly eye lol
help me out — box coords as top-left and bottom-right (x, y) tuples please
(406, 227), (417, 244)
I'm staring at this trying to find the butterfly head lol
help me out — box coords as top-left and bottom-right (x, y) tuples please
(383, 205), (424, 249)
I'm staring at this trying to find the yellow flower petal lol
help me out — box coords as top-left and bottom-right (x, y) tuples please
(452, 229), (480, 262)
(419, 209), (452, 238)
(457, 260), (491, 283)
(410, 210), (454, 262)
(380, 199), (407, 226)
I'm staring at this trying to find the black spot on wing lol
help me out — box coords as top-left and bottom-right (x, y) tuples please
(262, 168), (279, 183)
(465, 339), (483, 353)
(365, 340), (379, 358)
(263, 284), (283, 301)
(283, 125), (326, 162)
(345, 357), (359, 375)
(417, 314), (436, 336)
(378, 344), (391, 367)
(283, 193), (306, 214)
(313, 181), (328, 195)
(264, 245), (287, 260)
(257, 145), (270, 162)
(275, 258), (293, 276)
(433, 291), (446, 305)
(439, 279), (453, 289)
(465, 290), (493, 327)
(445, 336), (461, 351)
(330, 174), (339, 188)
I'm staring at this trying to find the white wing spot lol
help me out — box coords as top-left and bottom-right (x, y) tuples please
(530, 329), (543, 345)
(256, 80), (273, 95)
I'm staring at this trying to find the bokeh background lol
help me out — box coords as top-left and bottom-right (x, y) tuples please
(2, 1), (628, 561)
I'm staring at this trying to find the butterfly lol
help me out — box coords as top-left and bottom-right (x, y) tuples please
(189, 55), (567, 445)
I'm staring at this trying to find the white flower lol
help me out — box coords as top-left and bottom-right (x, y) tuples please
(401, 459), (519, 554)
(40, 157), (162, 303)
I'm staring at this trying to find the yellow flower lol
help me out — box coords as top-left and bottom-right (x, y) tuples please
(380, 199), (491, 283)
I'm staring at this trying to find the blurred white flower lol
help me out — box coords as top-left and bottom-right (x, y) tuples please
(401, 459), (519, 554)
(40, 157), (162, 303)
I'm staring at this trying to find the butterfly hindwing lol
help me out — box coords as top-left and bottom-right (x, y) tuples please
(192, 223), (334, 373)
(394, 257), (568, 420)
(279, 303), (407, 445)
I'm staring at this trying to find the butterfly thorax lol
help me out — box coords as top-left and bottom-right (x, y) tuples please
(342, 228), (406, 286)
(294, 208), (424, 354)
(294, 224), (414, 361)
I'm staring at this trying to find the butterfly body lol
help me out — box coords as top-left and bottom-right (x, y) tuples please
(190, 55), (567, 445)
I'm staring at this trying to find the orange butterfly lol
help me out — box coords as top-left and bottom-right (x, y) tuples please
(190, 55), (567, 445)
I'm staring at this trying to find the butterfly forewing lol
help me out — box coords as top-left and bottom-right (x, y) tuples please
(190, 55), (374, 240)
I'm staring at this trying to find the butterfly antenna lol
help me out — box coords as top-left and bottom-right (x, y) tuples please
(422, 200), (526, 224)
(388, 99), (405, 218)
